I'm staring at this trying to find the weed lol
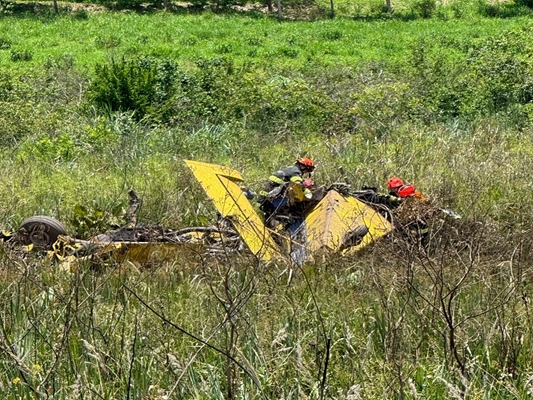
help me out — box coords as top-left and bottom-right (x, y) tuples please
(0, 37), (12, 49)
(71, 9), (89, 19)
(70, 200), (125, 237)
(9, 49), (32, 61)
(322, 29), (343, 40)
(412, 0), (436, 18)
(94, 35), (121, 49)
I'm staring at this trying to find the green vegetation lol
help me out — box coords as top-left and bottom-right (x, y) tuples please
(2, 0), (533, 398)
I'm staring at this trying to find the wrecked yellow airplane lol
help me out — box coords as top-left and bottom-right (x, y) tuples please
(4, 160), (394, 267)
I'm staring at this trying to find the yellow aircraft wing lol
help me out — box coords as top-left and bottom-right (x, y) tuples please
(305, 190), (392, 254)
(185, 160), (279, 261)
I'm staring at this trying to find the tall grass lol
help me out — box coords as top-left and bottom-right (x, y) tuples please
(2, 234), (533, 398)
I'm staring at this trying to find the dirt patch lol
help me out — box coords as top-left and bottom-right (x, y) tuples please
(3, 0), (107, 13)
(4, 0), (326, 20)
(64, 2), (107, 12)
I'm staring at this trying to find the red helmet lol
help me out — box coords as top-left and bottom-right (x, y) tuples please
(387, 177), (404, 190)
(397, 184), (416, 197)
(296, 158), (315, 170)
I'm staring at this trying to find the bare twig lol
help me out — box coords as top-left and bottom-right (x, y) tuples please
(122, 284), (267, 399)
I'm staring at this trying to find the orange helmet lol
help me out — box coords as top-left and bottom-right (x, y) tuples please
(296, 158), (315, 170)
(387, 177), (404, 190)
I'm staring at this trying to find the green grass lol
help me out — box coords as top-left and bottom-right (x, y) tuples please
(1, 11), (531, 73)
(0, 5), (530, 219)
(2, 247), (533, 398)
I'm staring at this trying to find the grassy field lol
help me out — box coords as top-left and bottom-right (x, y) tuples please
(2, 1), (533, 398)
(1, 8), (531, 72)
(0, 4), (531, 225)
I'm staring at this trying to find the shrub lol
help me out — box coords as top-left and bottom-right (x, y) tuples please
(17, 132), (77, 162)
(459, 28), (533, 117)
(10, 49), (33, 62)
(70, 200), (124, 238)
(0, 37), (12, 49)
(87, 55), (179, 121)
(70, 9), (89, 19)
(390, 28), (533, 125)
(81, 116), (120, 151)
(350, 80), (417, 137)
(322, 29), (343, 41)
(413, 0), (436, 18)
(94, 35), (121, 49)
(164, 57), (235, 125)
(0, 72), (73, 145)
(250, 74), (336, 133)
(516, 0), (533, 7)
(476, 0), (501, 17)
(156, 57), (335, 134)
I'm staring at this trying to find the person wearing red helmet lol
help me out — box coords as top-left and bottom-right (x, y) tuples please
(387, 176), (425, 201)
(386, 176), (429, 245)
(295, 158), (316, 173)
(266, 158), (316, 195)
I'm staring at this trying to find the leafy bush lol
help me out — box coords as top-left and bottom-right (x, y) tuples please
(346, 0), (388, 16)
(412, 0), (436, 18)
(17, 132), (77, 162)
(70, 200), (124, 238)
(322, 29), (343, 41)
(0, 37), (12, 49)
(94, 56), (337, 134)
(163, 57), (235, 125)
(81, 116), (120, 151)
(87, 55), (179, 121)
(0, 72), (73, 145)
(350, 80), (416, 137)
(94, 35), (121, 49)
(364, 28), (533, 126)
(250, 74), (336, 133)
(477, 0), (501, 17)
(404, 38), (465, 121)
(90, 0), (164, 11)
(516, 0), (533, 7)
(461, 29), (533, 114)
(10, 49), (33, 62)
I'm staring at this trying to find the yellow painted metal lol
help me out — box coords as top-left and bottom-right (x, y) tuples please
(52, 238), (204, 271)
(184, 160), (279, 261)
(305, 190), (392, 254)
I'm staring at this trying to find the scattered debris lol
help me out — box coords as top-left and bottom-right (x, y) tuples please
(2, 160), (456, 268)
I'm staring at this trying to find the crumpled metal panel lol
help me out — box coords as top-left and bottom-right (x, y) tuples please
(55, 241), (205, 271)
(305, 190), (392, 254)
(185, 160), (279, 261)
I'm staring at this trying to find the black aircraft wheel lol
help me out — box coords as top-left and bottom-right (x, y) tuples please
(18, 216), (68, 249)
